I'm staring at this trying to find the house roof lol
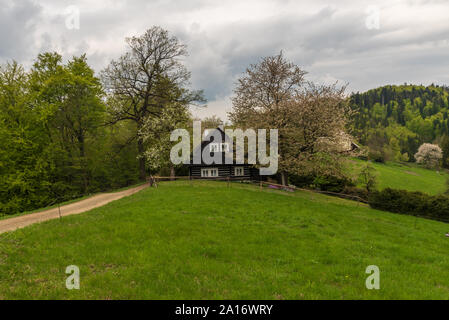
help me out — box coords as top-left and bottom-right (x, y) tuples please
(191, 126), (234, 165)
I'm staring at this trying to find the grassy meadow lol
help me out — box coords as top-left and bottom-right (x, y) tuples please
(1, 181), (449, 299)
(349, 159), (448, 195)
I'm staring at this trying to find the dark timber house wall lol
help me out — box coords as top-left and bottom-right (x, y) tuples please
(187, 127), (261, 180)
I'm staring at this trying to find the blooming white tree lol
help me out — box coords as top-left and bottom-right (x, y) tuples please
(139, 102), (191, 177)
(414, 143), (443, 169)
(228, 52), (352, 185)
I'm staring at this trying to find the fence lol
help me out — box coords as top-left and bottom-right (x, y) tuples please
(148, 175), (368, 204)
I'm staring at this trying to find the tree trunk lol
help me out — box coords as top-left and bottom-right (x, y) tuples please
(280, 171), (288, 186)
(137, 137), (146, 181)
(78, 132), (89, 193)
(170, 166), (175, 180)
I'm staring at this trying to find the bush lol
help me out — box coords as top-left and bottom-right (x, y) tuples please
(368, 149), (385, 163)
(288, 174), (314, 188)
(368, 188), (449, 222)
(341, 186), (369, 201)
(429, 196), (449, 221)
(289, 173), (353, 193)
(288, 152), (354, 192)
(312, 175), (354, 192)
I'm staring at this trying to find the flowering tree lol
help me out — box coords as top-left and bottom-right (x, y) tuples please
(229, 52), (352, 185)
(139, 103), (191, 177)
(414, 143), (443, 169)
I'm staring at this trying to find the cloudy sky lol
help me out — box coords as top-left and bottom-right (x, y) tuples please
(1, 0), (449, 119)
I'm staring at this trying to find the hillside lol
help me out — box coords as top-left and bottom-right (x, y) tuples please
(349, 159), (448, 195)
(349, 84), (449, 164)
(1, 181), (449, 299)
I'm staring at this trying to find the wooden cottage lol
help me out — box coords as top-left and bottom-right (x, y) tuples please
(187, 127), (261, 180)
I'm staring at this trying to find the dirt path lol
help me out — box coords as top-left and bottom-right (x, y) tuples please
(0, 184), (148, 234)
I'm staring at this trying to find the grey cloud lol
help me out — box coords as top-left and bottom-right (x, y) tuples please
(0, 0), (42, 62)
(0, 0), (449, 120)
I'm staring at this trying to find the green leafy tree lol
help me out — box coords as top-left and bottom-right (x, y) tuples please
(29, 53), (106, 193)
(0, 61), (55, 213)
(358, 164), (378, 192)
(439, 134), (449, 168)
(0, 53), (136, 215)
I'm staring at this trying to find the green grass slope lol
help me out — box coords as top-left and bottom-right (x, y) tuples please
(349, 159), (448, 195)
(1, 181), (449, 299)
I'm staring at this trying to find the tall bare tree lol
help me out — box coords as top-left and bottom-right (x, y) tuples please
(101, 26), (204, 180)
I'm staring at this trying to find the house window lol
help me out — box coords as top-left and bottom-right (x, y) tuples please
(209, 143), (229, 152)
(201, 168), (219, 177)
(220, 143), (229, 152)
(234, 167), (244, 176)
(209, 143), (220, 152)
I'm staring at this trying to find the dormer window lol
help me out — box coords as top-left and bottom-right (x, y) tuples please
(209, 143), (229, 153)
(209, 143), (220, 152)
(220, 143), (229, 152)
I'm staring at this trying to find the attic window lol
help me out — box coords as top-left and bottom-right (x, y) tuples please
(209, 143), (220, 152)
(220, 143), (229, 152)
(209, 143), (229, 153)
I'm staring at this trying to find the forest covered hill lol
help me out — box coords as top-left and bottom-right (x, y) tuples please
(349, 84), (449, 166)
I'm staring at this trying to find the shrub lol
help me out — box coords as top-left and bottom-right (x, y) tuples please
(288, 152), (354, 192)
(429, 195), (449, 221)
(401, 152), (410, 162)
(288, 174), (314, 188)
(341, 186), (369, 202)
(368, 149), (385, 163)
(312, 175), (354, 192)
(357, 154), (369, 161)
(368, 188), (449, 222)
(289, 173), (353, 193)
(445, 177), (449, 196)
